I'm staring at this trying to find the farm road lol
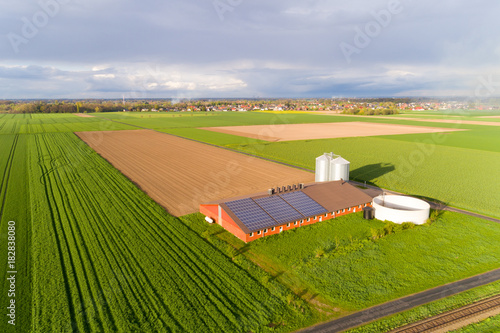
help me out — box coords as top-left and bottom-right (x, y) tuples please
(297, 268), (500, 333)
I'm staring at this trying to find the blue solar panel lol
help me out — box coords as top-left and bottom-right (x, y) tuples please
(254, 196), (304, 225)
(280, 191), (328, 217)
(225, 198), (277, 231)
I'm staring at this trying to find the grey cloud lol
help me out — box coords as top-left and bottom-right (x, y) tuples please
(1, 0), (499, 98)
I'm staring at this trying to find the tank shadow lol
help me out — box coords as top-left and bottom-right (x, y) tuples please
(405, 194), (449, 216)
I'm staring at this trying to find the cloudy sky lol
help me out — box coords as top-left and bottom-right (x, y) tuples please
(1, 0), (499, 99)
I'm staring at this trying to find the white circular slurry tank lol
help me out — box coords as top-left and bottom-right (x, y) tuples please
(372, 195), (430, 225)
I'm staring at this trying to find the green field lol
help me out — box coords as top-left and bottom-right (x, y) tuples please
(1, 111), (499, 332)
(185, 211), (500, 312)
(95, 111), (495, 130)
(0, 113), (136, 135)
(230, 136), (500, 218)
(0, 128), (315, 332)
(0, 134), (31, 333)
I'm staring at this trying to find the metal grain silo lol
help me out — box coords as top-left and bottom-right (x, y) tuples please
(315, 153), (332, 182)
(330, 157), (350, 181)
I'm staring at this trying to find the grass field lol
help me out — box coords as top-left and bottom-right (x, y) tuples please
(98, 111), (500, 131)
(1, 111), (499, 332)
(377, 127), (500, 153)
(230, 136), (500, 218)
(185, 211), (500, 313)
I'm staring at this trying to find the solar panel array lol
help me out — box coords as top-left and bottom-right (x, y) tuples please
(280, 191), (328, 217)
(225, 198), (276, 230)
(225, 190), (329, 232)
(254, 196), (303, 225)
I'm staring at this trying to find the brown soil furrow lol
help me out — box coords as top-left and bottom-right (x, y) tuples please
(76, 130), (314, 216)
(201, 121), (465, 142)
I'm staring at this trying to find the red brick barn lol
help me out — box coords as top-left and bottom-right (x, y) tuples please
(200, 181), (373, 243)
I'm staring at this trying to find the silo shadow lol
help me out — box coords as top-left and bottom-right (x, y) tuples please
(351, 163), (395, 185)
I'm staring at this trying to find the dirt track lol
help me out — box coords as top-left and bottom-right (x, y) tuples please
(76, 130), (315, 216)
(201, 122), (464, 142)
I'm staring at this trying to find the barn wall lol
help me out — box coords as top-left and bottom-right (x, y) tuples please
(200, 204), (248, 242)
(201, 202), (373, 243)
(220, 209), (248, 242)
(200, 205), (218, 221)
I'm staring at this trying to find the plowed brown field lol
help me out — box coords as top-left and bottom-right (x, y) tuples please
(201, 121), (465, 142)
(76, 130), (315, 216)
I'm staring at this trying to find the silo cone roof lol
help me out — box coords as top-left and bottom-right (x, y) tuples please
(331, 157), (350, 164)
(316, 154), (331, 161)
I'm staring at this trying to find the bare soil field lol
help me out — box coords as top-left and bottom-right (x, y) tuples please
(480, 115), (500, 119)
(76, 130), (315, 216)
(74, 113), (95, 118)
(200, 122), (464, 142)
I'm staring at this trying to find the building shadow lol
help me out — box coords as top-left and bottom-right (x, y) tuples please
(269, 271), (285, 282)
(351, 163), (395, 185)
(235, 243), (251, 256)
(211, 229), (226, 237)
(297, 288), (309, 298)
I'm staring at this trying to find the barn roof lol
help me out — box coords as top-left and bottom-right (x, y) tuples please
(302, 181), (372, 212)
(202, 181), (372, 233)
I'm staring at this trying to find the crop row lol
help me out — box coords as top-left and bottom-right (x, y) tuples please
(0, 113), (134, 134)
(28, 132), (298, 332)
(0, 134), (32, 333)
